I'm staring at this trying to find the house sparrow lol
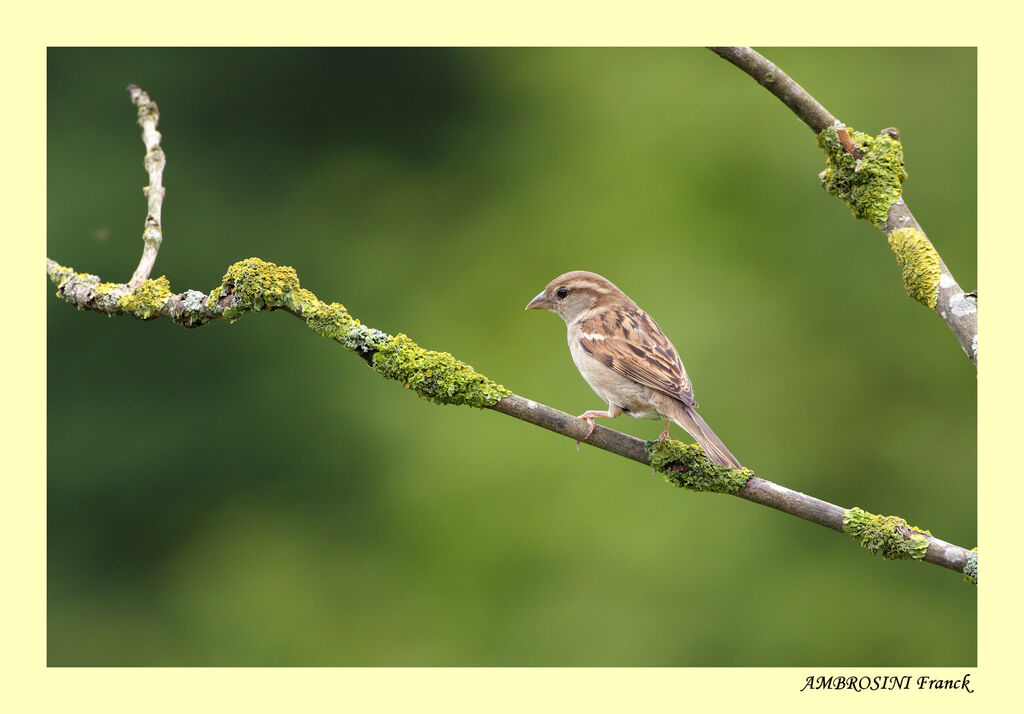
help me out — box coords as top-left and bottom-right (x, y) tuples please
(526, 270), (742, 469)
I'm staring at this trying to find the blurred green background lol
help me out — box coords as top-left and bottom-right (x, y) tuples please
(47, 48), (976, 666)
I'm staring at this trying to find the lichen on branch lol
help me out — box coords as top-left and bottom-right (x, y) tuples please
(48, 260), (172, 319)
(645, 438), (752, 493)
(120, 276), (172, 318)
(817, 124), (907, 229)
(51, 255), (510, 409)
(842, 506), (930, 561)
(206, 257), (315, 318)
(202, 259), (509, 406)
(372, 333), (510, 408)
(887, 227), (941, 308)
(712, 48), (976, 365)
(963, 548), (978, 584)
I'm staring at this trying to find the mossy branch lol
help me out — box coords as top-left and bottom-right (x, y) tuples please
(709, 47), (977, 366)
(46, 255), (977, 582)
(47, 83), (976, 585)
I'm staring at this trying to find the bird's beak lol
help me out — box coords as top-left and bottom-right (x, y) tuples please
(525, 292), (553, 310)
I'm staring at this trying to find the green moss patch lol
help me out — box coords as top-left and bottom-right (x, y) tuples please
(887, 227), (941, 308)
(305, 301), (358, 340)
(54, 255), (511, 409)
(208, 258), (304, 319)
(372, 333), (510, 408)
(47, 262), (81, 289)
(842, 507), (930, 561)
(645, 438), (752, 493)
(818, 124), (907, 229)
(119, 276), (171, 319)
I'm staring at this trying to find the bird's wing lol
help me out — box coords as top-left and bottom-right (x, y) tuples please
(576, 307), (696, 407)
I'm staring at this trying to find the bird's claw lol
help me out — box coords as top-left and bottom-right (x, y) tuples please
(657, 420), (670, 444)
(576, 416), (596, 451)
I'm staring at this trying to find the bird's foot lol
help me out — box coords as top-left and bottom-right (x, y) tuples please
(576, 417), (596, 450)
(657, 420), (671, 444)
(575, 411), (606, 450)
(654, 420), (671, 468)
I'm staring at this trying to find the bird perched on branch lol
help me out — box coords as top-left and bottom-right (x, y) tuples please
(526, 270), (742, 469)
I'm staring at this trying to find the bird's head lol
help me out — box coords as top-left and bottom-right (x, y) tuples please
(525, 270), (631, 324)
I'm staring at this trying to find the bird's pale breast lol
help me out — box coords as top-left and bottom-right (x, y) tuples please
(568, 331), (664, 420)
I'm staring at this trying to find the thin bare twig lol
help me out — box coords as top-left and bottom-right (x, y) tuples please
(126, 84), (166, 289)
(708, 47), (836, 133)
(708, 47), (977, 366)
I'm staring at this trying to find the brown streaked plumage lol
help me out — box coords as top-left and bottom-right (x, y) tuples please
(526, 270), (742, 469)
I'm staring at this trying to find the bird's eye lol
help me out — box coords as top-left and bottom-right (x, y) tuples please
(556, 287), (569, 299)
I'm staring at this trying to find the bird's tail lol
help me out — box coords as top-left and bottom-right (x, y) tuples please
(667, 402), (743, 469)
